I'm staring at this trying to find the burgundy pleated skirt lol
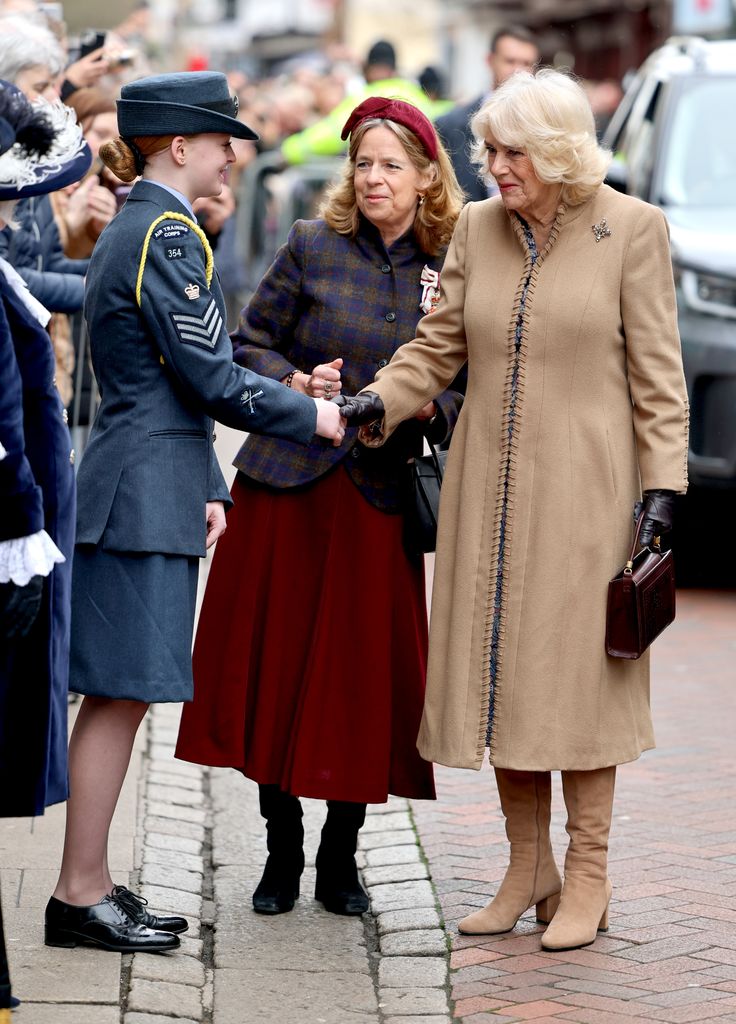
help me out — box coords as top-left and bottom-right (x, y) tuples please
(175, 467), (435, 803)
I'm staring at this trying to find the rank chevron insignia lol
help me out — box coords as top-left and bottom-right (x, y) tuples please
(171, 299), (223, 349)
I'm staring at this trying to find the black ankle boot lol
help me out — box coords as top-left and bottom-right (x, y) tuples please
(314, 800), (369, 916)
(252, 785), (304, 915)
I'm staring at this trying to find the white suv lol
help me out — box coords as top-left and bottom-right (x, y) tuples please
(604, 37), (736, 493)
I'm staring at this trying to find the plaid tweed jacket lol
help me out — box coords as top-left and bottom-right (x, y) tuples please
(231, 216), (463, 512)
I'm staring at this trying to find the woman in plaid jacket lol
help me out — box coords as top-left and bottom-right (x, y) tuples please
(176, 98), (464, 917)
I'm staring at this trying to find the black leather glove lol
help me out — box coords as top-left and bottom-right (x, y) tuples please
(334, 391), (385, 425)
(0, 575), (44, 639)
(636, 489), (675, 549)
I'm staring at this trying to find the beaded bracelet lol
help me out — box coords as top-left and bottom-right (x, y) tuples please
(285, 370), (297, 388)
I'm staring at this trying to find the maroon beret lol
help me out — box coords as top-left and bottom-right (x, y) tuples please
(340, 96), (438, 160)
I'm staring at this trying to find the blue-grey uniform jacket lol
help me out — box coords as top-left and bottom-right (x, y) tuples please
(76, 180), (317, 557)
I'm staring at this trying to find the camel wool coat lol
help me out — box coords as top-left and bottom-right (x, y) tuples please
(362, 185), (689, 772)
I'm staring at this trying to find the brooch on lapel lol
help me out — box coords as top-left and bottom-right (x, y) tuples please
(592, 218), (612, 243)
(420, 265), (441, 314)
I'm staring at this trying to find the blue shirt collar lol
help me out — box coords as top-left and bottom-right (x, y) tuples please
(145, 179), (195, 219)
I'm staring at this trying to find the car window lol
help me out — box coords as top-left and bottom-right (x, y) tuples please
(659, 77), (736, 207)
(605, 72), (645, 152)
(623, 81), (663, 198)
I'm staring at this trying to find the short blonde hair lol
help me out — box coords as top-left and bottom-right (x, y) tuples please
(471, 68), (611, 206)
(320, 118), (463, 256)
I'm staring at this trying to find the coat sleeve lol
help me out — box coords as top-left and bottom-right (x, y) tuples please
(0, 296), (44, 541)
(43, 215), (89, 276)
(230, 223), (306, 382)
(136, 215), (317, 445)
(13, 265), (85, 314)
(621, 205), (689, 493)
(206, 444), (231, 505)
(359, 204), (471, 446)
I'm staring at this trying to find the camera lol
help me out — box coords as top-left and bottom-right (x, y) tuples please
(78, 30), (106, 59)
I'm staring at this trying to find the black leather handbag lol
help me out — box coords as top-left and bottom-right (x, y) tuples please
(605, 512), (676, 659)
(403, 440), (447, 556)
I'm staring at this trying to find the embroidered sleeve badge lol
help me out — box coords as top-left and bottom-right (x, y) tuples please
(170, 298), (223, 349)
(420, 265), (441, 314)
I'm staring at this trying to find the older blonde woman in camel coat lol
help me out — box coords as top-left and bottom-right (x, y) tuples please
(340, 69), (689, 952)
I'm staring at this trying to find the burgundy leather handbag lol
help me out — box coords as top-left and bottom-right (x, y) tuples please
(605, 513), (676, 659)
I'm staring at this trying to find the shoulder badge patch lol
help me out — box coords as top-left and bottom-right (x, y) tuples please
(153, 222), (190, 241)
(136, 211), (214, 307)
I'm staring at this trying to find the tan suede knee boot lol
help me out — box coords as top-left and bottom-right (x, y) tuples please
(458, 769), (562, 935)
(541, 766), (616, 951)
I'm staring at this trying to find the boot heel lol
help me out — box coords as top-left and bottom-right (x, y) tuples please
(597, 903), (609, 931)
(535, 891), (561, 924)
(44, 925), (78, 948)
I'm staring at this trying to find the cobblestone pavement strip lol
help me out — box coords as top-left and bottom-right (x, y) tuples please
(0, 701), (144, 1024)
(121, 702), (454, 1023)
(409, 590), (736, 1024)
(1, 561), (732, 1024)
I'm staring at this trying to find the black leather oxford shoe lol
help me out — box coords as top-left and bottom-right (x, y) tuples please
(44, 895), (180, 952)
(111, 885), (189, 934)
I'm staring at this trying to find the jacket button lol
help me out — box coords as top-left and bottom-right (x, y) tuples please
(212, 432), (217, 442)
(380, 263), (391, 274)
(378, 358), (388, 368)
(69, 449), (76, 465)
(385, 312), (396, 322)
(351, 447), (360, 459)
(62, 408), (68, 424)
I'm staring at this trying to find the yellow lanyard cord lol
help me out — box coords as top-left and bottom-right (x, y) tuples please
(135, 212), (214, 307)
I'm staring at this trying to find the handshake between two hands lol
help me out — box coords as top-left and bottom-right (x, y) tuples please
(304, 358), (435, 446)
(316, 392), (385, 447)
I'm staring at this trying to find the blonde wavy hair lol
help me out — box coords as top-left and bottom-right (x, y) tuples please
(471, 68), (611, 206)
(320, 118), (463, 256)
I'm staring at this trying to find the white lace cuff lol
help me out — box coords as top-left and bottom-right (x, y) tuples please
(0, 530), (65, 586)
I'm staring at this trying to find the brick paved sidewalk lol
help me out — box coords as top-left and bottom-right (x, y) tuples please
(410, 590), (736, 1024)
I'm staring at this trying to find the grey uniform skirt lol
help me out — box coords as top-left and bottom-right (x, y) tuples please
(70, 543), (199, 703)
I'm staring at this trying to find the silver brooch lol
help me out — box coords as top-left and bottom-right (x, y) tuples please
(592, 218), (612, 242)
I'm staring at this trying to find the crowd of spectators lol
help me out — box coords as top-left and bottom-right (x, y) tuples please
(0, 4), (624, 421)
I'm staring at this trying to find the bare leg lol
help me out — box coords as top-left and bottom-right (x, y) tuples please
(52, 696), (149, 906)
